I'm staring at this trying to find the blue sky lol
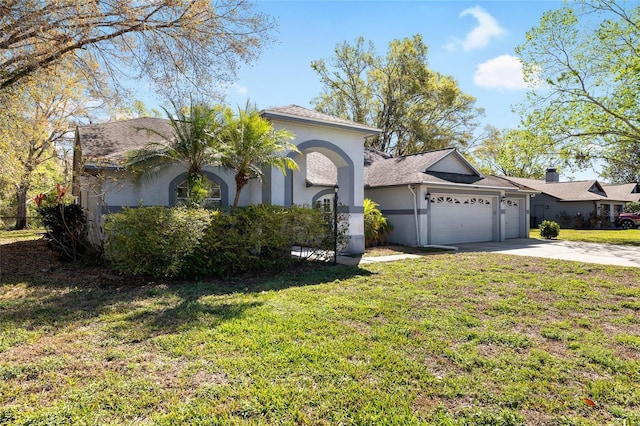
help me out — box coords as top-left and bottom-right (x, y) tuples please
(220, 0), (562, 131)
(138, 1), (601, 178)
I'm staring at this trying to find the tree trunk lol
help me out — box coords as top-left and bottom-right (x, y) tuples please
(14, 185), (29, 230)
(231, 173), (250, 213)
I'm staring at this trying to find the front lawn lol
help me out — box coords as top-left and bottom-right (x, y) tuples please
(530, 227), (640, 245)
(1, 236), (639, 424)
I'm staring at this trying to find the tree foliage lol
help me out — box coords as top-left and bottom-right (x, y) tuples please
(516, 0), (640, 183)
(0, 0), (275, 99)
(0, 58), (113, 229)
(127, 101), (299, 212)
(127, 101), (225, 206)
(220, 103), (299, 211)
(311, 35), (484, 156)
(472, 127), (558, 178)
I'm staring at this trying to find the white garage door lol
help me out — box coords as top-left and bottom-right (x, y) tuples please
(429, 194), (495, 245)
(505, 198), (522, 239)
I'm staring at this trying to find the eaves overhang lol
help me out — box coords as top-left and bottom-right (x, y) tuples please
(261, 110), (381, 136)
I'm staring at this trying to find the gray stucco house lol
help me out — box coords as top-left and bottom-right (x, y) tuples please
(361, 148), (536, 246)
(74, 108), (540, 250)
(502, 169), (640, 228)
(73, 105), (380, 254)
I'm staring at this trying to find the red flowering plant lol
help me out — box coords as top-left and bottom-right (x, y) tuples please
(33, 183), (69, 207)
(36, 184), (90, 261)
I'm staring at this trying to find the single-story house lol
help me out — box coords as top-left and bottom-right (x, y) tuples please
(360, 148), (536, 246)
(73, 105), (380, 254)
(74, 104), (540, 251)
(502, 169), (640, 228)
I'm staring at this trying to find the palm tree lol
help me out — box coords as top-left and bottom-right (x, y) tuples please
(127, 100), (224, 205)
(220, 102), (299, 212)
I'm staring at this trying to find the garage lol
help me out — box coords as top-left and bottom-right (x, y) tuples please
(505, 198), (523, 239)
(429, 194), (496, 245)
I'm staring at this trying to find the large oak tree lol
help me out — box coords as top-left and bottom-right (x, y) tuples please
(472, 127), (558, 179)
(0, 0), (275, 99)
(516, 0), (640, 183)
(311, 35), (484, 156)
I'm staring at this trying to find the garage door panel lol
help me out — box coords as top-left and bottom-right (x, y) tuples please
(430, 194), (495, 245)
(505, 198), (522, 239)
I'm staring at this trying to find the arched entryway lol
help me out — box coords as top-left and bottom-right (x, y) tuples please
(284, 139), (364, 254)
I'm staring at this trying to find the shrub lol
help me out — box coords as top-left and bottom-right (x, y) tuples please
(104, 206), (212, 278)
(626, 201), (640, 213)
(539, 220), (560, 239)
(195, 205), (293, 278)
(38, 203), (91, 262)
(103, 204), (334, 279)
(363, 198), (392, 247)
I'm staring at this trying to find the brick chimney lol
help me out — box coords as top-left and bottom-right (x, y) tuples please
(546, 167), (560, 183)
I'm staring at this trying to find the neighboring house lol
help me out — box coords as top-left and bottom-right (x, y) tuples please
(502, 169), (640, 228)
(72, 105), (380, 254)
(358, 148), (536, 246)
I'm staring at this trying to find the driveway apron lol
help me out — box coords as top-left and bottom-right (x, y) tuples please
(455, 238), (640, 268)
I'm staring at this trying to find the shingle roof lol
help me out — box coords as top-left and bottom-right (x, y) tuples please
(306, 152), (337, 186)
(260, 105), (381, 134)
(364, 148), (516, 189)
(601, 183), (640, 202)
(306, 148), (394, 187)
(78, 117), (173, 164)
(503, 176), (623, 201)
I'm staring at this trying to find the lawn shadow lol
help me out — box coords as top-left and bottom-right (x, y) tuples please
(0, 239), (373, 341)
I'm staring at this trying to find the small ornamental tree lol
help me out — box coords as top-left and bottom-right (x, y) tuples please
(364, 198), (392, 247)
(36, 184), (91, 261)
(539, 220), (560, 239)
(219, 102), (299, 212)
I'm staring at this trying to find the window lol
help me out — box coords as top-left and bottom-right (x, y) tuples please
(615, 204), (623, 215)
(175, 178), (222, 208)
(315, 196), (334, 212)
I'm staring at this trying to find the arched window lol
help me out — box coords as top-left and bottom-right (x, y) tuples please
(175, 178), (222, 209)
(315, 196), (333, 212)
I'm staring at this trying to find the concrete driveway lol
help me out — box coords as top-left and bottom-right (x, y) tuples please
(455, 238), (640, 268)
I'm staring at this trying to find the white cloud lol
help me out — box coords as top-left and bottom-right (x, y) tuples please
(233, 83), (249, 96)
(444, 6), (505, 51)
(473, 55), (529, 90)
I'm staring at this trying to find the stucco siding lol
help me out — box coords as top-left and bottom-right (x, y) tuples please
(531, 195), (597, 228)
(365, 186), (420, 247)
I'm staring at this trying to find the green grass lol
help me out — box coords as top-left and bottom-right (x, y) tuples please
(530, 228), (640, 245)
(2, 237), (640, 424)
(0, 229), (44, 243)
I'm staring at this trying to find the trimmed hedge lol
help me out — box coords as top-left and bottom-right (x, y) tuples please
(104, 206), (212, 277)
(103, 205), (334, 279)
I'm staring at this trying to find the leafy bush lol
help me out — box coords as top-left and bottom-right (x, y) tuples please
(539, 220), (560, 239)
(195, 205), (293, 278)
(104, 206), (212, 277)
(364, 198), (392, 247)
(38, 203), (91, 262)
(626, 201), (640, 213)
(103, 205), (334, 279)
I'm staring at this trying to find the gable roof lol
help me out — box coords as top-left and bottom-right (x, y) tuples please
(601, 183), (640, 202)
(363, 148), (516, 190)
(502, 176), (635, 202)
(260, 105), (381, 135)
(77, 117), (173, 165)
